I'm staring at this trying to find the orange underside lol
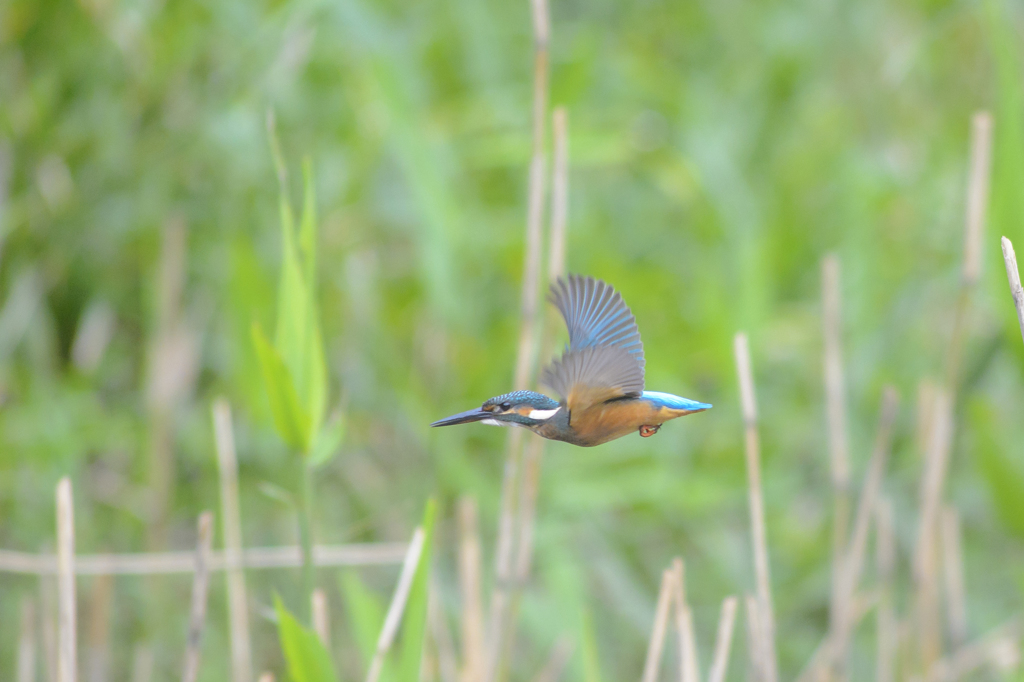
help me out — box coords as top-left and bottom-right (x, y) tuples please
(548, 400), (698, 447)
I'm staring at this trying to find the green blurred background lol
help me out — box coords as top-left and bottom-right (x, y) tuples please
(2, 0), (1024, 678)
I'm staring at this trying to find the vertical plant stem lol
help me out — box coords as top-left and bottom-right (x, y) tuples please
(41, 575), (58, 682)
(459, 497), (486, 682)
(940, 506), (968, 648)
(257, 674), (275, 682)
(945, 111), (993, 386)
(670, 558), (699, 682)
(85, 573), (113, 682)
(733, 334), (777, 682)
(298, 461), (316, 623)
(56, 477), (77, 682)
(1000, 237), (1024, 346)
(744, 594), (765, 682)
(876, 497), (896, 682)
(914, 390), (954, 672)
(830, 387), (899, 672)
(312, 588), (331, 648)
(18, 597), (36, 682)
(428, 582), (460, 682)
(821, 254), (851, 682)
(213, 398), (253, 682)
(182, 512), (214, 682)
(641, 568), (675, 682)
(708, 597), (739, 682)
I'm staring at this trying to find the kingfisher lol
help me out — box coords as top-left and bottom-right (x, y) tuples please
(431, 275), (711, 446)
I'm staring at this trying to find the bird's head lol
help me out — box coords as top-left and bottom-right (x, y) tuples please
(430, 390), (562, 429)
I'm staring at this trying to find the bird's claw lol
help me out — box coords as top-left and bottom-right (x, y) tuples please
(639, 424), (660, 437)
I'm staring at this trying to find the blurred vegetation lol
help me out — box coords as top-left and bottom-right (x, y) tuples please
(2, 0), (1024, 678)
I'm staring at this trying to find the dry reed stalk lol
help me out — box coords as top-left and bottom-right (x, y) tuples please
(744, 594), (765, 682)
(494, 103), (570, 680)
(531, 636), (574, 682)
(131, 646), (153, 682)
(147, 216), (191, 550)
(18, 597), (36, 682)
(939, 506), (968, 648)
(312, 588), (331, 648)
(670, 558), (699, 682)
(182, 512), (214, 682)
(916, 381), (937, 459)
(733, 334), (777, 682)
(1001, 237), (1024, 346)
(428, 582), (459, 682)
(85, 573), (113, 682)
(0, 543), (408, 575)
(945, 112), (993, 385)
(821, 255), (852, 682)
(547, 107), (569, 284)
(641, 568), (676, 682)
(708, 597), (739, 682)
(914, 390), (954, 671)
(829, 387), (899, 672)
(487, 0), (553, 653)
(213, 399), (253, 682)
(876, 497), (896, 682)
(56, 478), (77, 682)
(257, 674), (274, 682)
(41, 576), (58, 682)
(365, 527), (426, 682)
(922, 619), (1020, 682)
(458, 497), (485, 682)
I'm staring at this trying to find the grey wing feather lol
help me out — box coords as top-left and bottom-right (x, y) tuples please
(550, 275), (645, 368)
(542, 345), (645, 408)
(542, 275), (646, 406)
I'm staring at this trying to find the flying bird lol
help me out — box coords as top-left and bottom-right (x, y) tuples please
(431, 275), (711, 446)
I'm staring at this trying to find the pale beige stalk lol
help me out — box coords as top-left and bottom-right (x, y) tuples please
(733, 334), (777, 682)
(312, 589), (331, 648)
(641, 569), (676, 682)
(182, 512), (214, 682)
(365, 527), (426, 682)
(876, 498), (896, 682)
(18, 598), (36, 682)
(213, 399), (252, 682)
(707, 597), (739, 682)
(458, 497), (485, 682)
(531, 636), (574, 682)
(1001, 237), (1024, 346)
(940, 506), (968, 648)
(56, 478), (77, 682)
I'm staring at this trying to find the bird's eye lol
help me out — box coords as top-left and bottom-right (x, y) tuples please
(500, 402), (512, 411)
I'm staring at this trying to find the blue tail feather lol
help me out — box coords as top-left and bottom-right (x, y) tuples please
(641, 391), (712, 411)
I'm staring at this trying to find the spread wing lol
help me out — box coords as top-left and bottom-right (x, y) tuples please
(541, 275), (645, 412)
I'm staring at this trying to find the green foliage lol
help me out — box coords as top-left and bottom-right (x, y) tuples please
(580, 608), (602, 682)
(971, 401), (1024, 539)
(257, 124), (330, 457)
(340, 571), (388, 673)
(275, 595), (341, 682)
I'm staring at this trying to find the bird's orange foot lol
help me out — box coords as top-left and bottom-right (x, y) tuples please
(639, 424), (660, 437)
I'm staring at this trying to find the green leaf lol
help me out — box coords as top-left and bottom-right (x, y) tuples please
(340, 571), (387, 672)
(973, 402), (1024, 539)
(252, 323), (309, 450)
(270, 152), (327, 453)
(580, 607), (602, 682)
(308, 409), (346, 468)
(299, 156), (318, 292)
(397, 498), (437, 682)
(274, 594), (339, 682)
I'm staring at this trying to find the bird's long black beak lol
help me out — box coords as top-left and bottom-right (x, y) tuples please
(430, 407), (492, 427)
